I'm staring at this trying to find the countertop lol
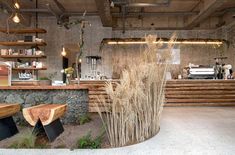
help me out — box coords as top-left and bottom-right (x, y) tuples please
(0, 85), (88, 90)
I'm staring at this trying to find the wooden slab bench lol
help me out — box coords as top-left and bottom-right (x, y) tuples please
(23, 104), (67, 142)
(23, 104), (67, 126)
(0, 104), (20, 119)
(0, 103), (20, 140)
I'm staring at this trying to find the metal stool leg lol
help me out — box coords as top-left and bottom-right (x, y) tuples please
(33, 118), (64, 142)
(0, 116), (19, 141)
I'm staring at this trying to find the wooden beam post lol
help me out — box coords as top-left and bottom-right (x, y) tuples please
(95, 0), (112, 27)
(187, 0), (226, 29)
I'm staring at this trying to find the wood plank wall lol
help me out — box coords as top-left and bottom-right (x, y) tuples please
(165, 80), (235, 107)
(80, 80), (235, 112)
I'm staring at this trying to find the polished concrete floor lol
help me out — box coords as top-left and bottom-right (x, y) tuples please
(1, 107), (235, 155)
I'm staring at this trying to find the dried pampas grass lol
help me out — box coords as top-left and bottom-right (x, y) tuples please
(97, 34), (176, 147)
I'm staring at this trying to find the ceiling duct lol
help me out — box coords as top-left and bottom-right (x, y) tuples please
(111, 0), (171, 33)
(111, 0), (170, 7)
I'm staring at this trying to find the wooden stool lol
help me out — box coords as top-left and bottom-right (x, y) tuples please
(0, 104), (20, 140)
(23, 104), (67, 142)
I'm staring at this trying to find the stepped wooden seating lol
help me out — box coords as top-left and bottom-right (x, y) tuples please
(0, 103), (20, 140)
(165, 80), (235, 106)
(83, 80), (235, 112)
(23, 104), (67, 142)
(80, 80), (116, 112)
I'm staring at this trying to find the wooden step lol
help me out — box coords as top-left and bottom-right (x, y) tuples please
(166, 99), (235, 103)
(166, 83), (235, 87)
(166, 87), (235, 91)
(166, 80), (235, 84)
(165, 90), (235, 95)
(166, 94), (235, 99)
(89, 91), (108, 95)
(165, 103), (235, 106)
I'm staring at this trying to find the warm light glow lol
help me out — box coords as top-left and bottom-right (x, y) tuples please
(12, 13), (20, 23)
(107, 40), (223, 45)
(61, 47), (67, 56)
(108, 41), (146, 45)
(14, 1), (20, 9)
(181, 41), (207, 44)
(79, 58), (82, 63)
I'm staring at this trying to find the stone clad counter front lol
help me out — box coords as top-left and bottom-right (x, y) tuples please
(0, 86), (89, 124)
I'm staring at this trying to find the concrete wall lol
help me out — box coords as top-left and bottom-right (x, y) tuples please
(1, 15), (235, 80)
(36, 16), (112, 80)
(109, 29), (235, 78)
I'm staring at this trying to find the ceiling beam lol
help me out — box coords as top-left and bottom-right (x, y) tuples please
(46, 0), (66, 18)
(53, 0), (65, 13)
(95, 0), (112, 27)
(187, 0), (226, 29)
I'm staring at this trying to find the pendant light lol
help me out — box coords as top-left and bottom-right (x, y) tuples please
(12, 13), (20, 23)
(13, 0), (20, 9)
(61, 46), (67, 56)
(12, 0), (20, 23)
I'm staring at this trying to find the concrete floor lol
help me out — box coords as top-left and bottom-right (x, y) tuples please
(1, 107), (235, 155)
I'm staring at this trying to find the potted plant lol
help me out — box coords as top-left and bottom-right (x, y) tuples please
(38, 72), (57, 86)
(61, 67), (74, 85)
(38, 77), (52, 86)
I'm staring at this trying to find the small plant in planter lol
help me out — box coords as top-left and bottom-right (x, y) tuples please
(39, 77), (52, 86)
(39, 72), (57, 86)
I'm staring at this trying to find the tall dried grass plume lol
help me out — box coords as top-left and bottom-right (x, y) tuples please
(97, 34), (176, 147)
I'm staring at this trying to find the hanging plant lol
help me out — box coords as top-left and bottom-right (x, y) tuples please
(62, 17), (91, 83)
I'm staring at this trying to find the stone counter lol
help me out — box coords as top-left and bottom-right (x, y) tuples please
(0, 86), (88, 124)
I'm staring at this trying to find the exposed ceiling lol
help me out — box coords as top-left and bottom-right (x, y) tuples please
(0, 0), (235, 31)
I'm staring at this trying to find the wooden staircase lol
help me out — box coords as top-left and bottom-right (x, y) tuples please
(165, 80), (235, 106)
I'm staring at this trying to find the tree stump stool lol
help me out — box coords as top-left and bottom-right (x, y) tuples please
(23, 104), (67, 142)
(0, 103), (20, 140)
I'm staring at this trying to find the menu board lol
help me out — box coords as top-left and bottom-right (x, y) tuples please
(0, 62), (11, 86)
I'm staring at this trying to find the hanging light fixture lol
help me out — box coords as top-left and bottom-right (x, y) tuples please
(61, 46), (67, 56)
(12, 13), (20, 23)
(107, 40), (223, 45)
(13, 0), (20, 9)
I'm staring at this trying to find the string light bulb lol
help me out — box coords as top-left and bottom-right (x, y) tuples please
(14, 0), (20, 9)
(12, 13), (20, 23)
(61, 46), (67, 56)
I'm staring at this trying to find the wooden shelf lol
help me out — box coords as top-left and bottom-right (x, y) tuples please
(0, 55), (46, 59)
(0, 28), (47, 34)
(12, 67), (47, 70)
(12, 80), (39, 82)
(0, 42), (47, 46)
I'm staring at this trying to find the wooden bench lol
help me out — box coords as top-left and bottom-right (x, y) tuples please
(23, 104), (67, 142)
(0, 103), (20, 140)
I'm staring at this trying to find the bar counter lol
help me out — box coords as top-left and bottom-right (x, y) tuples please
(0, 85), (88, 90)
(165, 79), (235, 106)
